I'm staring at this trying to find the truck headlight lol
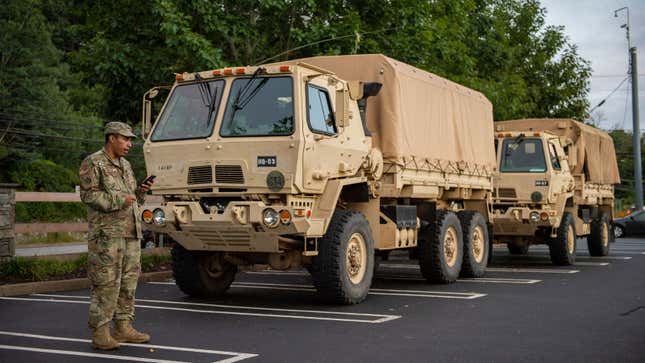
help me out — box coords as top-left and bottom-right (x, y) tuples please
(262, 208), (279, 228)
(153, 208), (166, 225)
(529, 211), (540, 222)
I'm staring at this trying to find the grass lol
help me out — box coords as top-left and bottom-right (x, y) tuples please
(0, 253), (171, 284)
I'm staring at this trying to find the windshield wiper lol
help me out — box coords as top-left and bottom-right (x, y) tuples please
(206, 86), (219, 125)
(194, 74), (211, 107)
(232, 67), (267, 110)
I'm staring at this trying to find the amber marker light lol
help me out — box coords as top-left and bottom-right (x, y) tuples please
(279, 65), (291, 72)
(142, 210), (153, 224)
(175, 74), (184, 81)
(540, 212), (549, 221)
(279, 210), (292, 225)
(224, 68), (233, 75)
(212, 70), (222, 76)
(236, 67), (246, 74)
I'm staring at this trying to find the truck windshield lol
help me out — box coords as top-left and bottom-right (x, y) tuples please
(220, 76), (294, 137)
(500, 138), (547, 172)
(150, 80), (225, 141)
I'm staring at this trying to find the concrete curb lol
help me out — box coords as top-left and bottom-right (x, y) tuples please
(0, 271), (173, 297)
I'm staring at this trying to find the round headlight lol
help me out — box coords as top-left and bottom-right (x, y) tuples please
(529, 211), (540, 222)
(152, 208), (166, 225)
(142, 209), (153, 224)
(262, 208), (279, 228)
(531, 191), (543, 203)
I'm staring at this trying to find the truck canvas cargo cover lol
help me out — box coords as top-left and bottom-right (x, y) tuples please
(495, 118), (620, 184)
(269, 54), (496, 175)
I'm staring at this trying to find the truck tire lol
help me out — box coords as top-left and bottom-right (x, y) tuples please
(172, 244), (237, 298)
(587, 212), (610, 256)
(507, 242), (529, 255)
(548, 212), (576, 266)
(458, 211), (489, 278)
(418, 210), (463, 283)
(311, 210), (375, 304)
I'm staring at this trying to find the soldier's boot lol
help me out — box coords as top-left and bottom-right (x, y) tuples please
(113, 320), (150, 343)
(92, 323), (120, 350)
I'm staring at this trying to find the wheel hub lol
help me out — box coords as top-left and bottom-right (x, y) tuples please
(472, 226), (485, 263)
(602, 223), (609, 247)
(444, 227), (458, 267)
(346, 233), (367, 284)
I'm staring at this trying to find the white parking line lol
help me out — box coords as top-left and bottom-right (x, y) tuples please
(231, 281), (486, 300)
(486, 267), (580, 274)
(245, 271), (309, 276)
(24, 294), (401, 324)
(0, 330), (257, 363)
(373, 275), (541, 284)
(0, 345), (188, 363)
(574, 261), (610, 266)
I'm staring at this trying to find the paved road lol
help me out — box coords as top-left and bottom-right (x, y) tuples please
(1, 237), (644, 362)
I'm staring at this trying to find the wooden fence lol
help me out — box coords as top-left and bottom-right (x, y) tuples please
(15, 192), (163, 234)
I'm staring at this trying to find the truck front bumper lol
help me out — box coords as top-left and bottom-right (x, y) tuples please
(141, 201), (314, 252)
(492, 206), (560, 236)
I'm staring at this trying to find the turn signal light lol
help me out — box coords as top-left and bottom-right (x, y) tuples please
(279, 209), (292, 225)
(142, 209), (153, 224)
(540, 212), (549, 221)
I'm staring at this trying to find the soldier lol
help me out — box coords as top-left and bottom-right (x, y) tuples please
(79, 122), (154, 350)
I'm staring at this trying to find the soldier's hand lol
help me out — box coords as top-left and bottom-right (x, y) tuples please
(124, 194), (136, 207)
(139, 180), (154, 193)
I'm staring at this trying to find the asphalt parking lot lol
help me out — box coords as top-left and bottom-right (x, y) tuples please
(1, 237), (644, 363)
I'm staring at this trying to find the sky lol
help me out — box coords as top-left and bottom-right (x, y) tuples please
(541, 0), (645, 132)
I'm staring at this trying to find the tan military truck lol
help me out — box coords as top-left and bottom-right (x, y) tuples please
(139, 54), (496, 304)
(492, 118), (620, 265)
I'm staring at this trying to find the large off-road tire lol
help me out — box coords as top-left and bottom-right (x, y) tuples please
(507, 242), (530, 255)
(458, 211), (489, 278)
(172, 244), (237, 298)
(548, 212), (576, 266)
(311, 210), (375, 305)
(418, 210), (463, 283)
(587, 212), (610, 256)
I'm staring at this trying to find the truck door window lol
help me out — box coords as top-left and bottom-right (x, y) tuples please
(151, 80), (225, 141)
(500, 138), (547, 172)
(220, 76), (294, 137)
(548, 142), (561, 171)
(306, 84), (337, 135)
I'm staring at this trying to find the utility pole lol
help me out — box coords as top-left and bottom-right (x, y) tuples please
(615, 7), (643, 210)
(631, 47), (642, 210)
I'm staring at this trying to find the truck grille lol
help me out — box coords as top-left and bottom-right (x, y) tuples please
(494, 188), (517, 198)
(215, 165), (244, 184)
(187, 166), (213, 185)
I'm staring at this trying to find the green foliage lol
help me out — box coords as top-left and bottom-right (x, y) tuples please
(0, 252), (171, 282)
(15, 202), (86, 223)
(0, 255), (87, 282)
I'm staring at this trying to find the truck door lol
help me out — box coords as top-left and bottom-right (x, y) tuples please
(301, 76), (365, 193)
(547, 139), (573, 194)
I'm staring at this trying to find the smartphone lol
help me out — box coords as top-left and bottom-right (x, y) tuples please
(141, 175), (156, 186)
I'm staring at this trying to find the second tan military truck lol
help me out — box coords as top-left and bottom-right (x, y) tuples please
(139, 54), (496, 304)
(492, 119), (620, 265)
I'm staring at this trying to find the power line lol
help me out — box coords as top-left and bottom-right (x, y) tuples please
(589, 76), (629, 115)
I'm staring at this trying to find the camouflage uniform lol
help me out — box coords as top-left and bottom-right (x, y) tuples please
(80, 122), (146, 330)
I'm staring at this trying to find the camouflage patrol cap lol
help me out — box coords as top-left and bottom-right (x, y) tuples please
(104, 122), (137, 138)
